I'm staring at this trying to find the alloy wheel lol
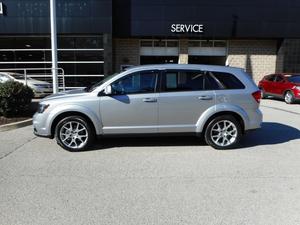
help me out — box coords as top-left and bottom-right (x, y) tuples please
(59, 121), (88, 149)
(285, 92), (293, 104)
(210, 120), (238, 147)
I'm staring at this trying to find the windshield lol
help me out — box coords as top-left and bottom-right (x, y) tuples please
(287, 75), (300, 83)
(85, 73), (120, 92)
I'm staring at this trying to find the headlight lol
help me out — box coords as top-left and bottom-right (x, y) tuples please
(294, 86), (300, 90)
(37, 104), (50, 113)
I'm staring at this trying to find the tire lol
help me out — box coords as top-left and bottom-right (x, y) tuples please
(261, 88), (268, 99)
(284, 91), (295, 104)
(204, 115), (242, 150)
(55, 116), (95, 151)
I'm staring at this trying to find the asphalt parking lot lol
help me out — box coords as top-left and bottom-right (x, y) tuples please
(0, 99), (300, 225)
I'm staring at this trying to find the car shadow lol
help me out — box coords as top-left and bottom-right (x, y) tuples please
(239, 122), (300, 148)
(84, 122), (300, 151)
(89, 136), (206, 151)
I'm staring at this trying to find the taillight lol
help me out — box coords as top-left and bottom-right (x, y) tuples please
(252, 90), (262, 103)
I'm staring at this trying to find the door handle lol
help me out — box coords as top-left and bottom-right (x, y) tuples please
(143, 98), (157, 103)
(198, 95), (213, 100)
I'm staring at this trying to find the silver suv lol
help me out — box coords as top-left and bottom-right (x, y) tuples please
(33, 64), (262, 151)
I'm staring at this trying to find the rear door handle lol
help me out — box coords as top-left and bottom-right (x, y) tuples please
(198, 95), (213, 100)
(143, 98), (157, 103)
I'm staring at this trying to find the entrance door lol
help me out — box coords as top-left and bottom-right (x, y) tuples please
(100, 70), (159, 134)
(188, 40), (227, 66)
(140, 40), (179, 65)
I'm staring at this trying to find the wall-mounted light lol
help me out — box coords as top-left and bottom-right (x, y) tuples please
(0, 2), (3, 15)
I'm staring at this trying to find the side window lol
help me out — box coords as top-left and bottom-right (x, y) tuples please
(163, 70), (206, 92)
(275, 75), (283, 82)
(265, 75), (276, 82)
(209, 72), (245, 89)
(111, 70), (158, 95)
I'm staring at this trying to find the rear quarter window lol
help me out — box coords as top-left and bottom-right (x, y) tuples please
(210, 72), (245, 90)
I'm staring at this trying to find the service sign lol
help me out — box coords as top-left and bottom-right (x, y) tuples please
(171, 24), (204, 33)
(0, 2), (3, 15)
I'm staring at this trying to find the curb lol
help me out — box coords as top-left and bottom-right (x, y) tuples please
(0, 119), (33, 132)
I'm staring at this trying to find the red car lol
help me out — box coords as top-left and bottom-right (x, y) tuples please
(258, 73), (300, 104)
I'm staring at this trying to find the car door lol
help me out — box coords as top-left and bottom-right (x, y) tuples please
(157, 69), (216, 133)
(273, 75), (286, 96)
(100, 70), (159, 134)
(263, 74), (276, 94)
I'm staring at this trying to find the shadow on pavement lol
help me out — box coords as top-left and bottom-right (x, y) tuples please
(87, 122), (300, 151)
(91, 136), (206, 150)
(240, 122), (300, 148)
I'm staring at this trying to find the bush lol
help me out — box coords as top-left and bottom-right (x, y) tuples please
(0, 81), (34, 117)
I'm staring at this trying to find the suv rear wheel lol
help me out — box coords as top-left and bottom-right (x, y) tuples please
(204, 115), (242, 150)
(55, 116), (95, 151)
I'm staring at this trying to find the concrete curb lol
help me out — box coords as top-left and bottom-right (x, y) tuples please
(0, 119), (32, 132)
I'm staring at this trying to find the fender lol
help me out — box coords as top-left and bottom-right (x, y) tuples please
(47, 104), (103, 135)
(196, 103), (250, 133)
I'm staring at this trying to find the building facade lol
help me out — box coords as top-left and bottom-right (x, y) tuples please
(1, 0), (300, 88)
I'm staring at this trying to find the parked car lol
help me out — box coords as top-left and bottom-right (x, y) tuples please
(33, 64), (262, 151)
(0, 72), (53, 98)
(258, 73), (300, 104)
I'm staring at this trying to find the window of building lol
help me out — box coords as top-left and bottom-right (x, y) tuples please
(0, 35), (104, 89)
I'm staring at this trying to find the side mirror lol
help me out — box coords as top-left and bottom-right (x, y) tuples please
(104, 85), (112, 95)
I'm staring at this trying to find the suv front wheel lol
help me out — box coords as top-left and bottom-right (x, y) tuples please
(204, 115), (242, 150)
(55, 116), (95, 151)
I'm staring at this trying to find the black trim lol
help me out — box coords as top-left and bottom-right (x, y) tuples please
(97, 132), (201, 139)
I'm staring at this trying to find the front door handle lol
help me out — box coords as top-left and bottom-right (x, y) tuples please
(143, 98), (157, 103)
(198, 95), (213, 100)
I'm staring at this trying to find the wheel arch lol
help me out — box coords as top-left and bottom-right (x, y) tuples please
(196, 105), (249, 134)
(201, 111), (245, 136)
(51, 111), (99, 138)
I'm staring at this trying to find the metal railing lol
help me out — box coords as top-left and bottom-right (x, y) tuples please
(0, 68), (65, 92)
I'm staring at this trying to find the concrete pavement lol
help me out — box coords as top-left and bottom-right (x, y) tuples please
(0, 99), (300, 225)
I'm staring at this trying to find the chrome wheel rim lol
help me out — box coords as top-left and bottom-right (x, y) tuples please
(285, 92), (292, 103)
(59, 121), (88, 149)
(210, 120), (238, 147)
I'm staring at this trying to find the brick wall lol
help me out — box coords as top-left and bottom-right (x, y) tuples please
(227, 40), (277, 82)
(113, 38), (140, 72)
(178, 39), (189, 64)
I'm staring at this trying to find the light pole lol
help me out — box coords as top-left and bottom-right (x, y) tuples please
(50, 0), (58, 93)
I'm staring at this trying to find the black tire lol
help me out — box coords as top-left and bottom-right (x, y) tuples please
(284, 91), (295, 104)
(55, 116), (95, 151)
(204, 115), (242, 150)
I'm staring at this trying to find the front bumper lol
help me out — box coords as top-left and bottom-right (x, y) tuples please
(33, 112), (52, 138)
(293, 89), (300, 99)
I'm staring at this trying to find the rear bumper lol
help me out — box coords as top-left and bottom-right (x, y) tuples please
(245, 108), (263, 131)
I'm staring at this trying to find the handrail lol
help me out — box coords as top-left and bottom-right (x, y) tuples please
(0, 68), (65, 91)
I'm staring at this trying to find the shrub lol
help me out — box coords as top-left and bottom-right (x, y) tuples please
(0, 81), (34, 117)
